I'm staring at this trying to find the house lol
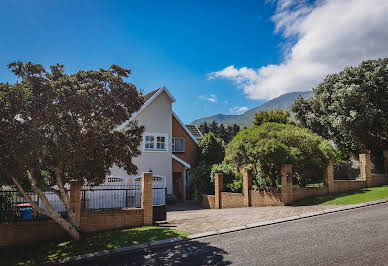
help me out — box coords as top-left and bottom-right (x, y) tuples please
(109, 87), (201, 201)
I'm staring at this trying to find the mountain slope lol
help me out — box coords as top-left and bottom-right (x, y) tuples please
(191, 91), (314, 126)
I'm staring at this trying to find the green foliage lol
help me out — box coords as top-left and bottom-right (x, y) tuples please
(292, 58), (388, 170)
(255, 175), (273, 188)
(0, 187), (16, 222)
(252, 109), (291, 126)
(0, 62), (144, 187)
(198, 121), (240, 143)
(226, 179), (243, 193)
(0, 62), (144, 238)
(191, 162), (213, 196)
(210, 163), (240, 184)
(225, 123), (339, 187)
(198, 133), (225, 165)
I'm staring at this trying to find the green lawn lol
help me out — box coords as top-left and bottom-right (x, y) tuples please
(293, 185), (388, 206)
(1, 226), (188, 266)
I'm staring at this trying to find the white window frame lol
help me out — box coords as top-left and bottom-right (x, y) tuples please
(172, 137), (185, 152)
(143, 133), (168, 152)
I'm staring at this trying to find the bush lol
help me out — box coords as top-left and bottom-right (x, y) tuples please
(226, 179), (243, 193)
(225, 123), (339, 187)
(210, 163), (242, 193)
(191, 162), (213, 197)
(0, 187), (16, 222)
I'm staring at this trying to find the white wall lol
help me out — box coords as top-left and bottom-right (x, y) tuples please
(110, 91), (173, 193)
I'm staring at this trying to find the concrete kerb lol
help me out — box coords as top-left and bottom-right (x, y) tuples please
(43, 198), (388, 265)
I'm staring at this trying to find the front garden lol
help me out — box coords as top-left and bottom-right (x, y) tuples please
(292, 185), (388, 206)
(0, 226), (188, 266)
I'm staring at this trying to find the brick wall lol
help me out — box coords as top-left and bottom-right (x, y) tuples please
(80, 208), (144, 233)
(0, 208), (145, 248)
(292, 187), (328, 202)
(370, 174), (388, 187)
(250, 190), (283, 206)
(331, 180), (366, 193)
(0, 172), (154, 248)
(0, 220), (67, 248)
(221, 192), (245, 208)
(200, 194), (215, 209)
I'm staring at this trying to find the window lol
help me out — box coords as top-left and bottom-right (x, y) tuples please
(172, 138), (184, 152)
(156, 136), (166, 150)
(144, 133), (168, 151)
(145, 135), (154, 150)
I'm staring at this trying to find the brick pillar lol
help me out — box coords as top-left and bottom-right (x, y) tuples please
(214, 173), (223, 209)
(325, 160), (335, 194)
(243, 170), (253, 207)
(383, 150), (388, 175)
(70, 180), (81, 224)
(281, 164), (293, 205)
(359, 153), (372, 187)
(142, 172), (153, 225)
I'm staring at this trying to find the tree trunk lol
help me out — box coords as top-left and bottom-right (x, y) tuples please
(11, 173), (81, 240)
(54, 167), (80, 231)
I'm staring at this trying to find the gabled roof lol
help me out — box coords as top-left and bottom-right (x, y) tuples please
(118, 86), (175, 130)
(143, 89), (159, 102)
(185, 125), (203, 140)
(172, 154), (190, 168)
(172, 112), (199, 145)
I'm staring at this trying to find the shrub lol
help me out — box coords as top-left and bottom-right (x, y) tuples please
(225, 123), (339, 187)
(191, 162), (213, 196)
(226, 179), (243, 193)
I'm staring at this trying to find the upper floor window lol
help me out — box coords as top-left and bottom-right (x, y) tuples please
(172, 137), (184, 152)
(144, 133), (168, 151)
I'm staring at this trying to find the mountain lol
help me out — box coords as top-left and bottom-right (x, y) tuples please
(191, 91), (314, 126)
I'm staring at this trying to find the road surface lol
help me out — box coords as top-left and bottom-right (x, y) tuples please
(69, 203), (388, 265)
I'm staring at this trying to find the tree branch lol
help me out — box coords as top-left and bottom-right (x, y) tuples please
(54, 167), (79, 228)
(11, 176), (51, 217)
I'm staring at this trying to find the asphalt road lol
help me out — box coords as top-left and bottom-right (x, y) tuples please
(69, 203), (388, 266)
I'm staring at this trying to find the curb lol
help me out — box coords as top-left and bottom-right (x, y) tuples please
(43, 198), (388, 264)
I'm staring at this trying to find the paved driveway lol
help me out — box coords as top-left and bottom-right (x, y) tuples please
(163, 203), (343, 234)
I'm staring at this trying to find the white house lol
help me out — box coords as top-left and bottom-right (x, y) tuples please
(108, 87), (201, 201)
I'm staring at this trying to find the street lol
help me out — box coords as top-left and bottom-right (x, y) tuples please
(69, 203), (388, 265)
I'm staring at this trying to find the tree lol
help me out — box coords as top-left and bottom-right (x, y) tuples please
(197, 133), (225, 165)
(209, 120), (218, 134)
(292, 58), (388, 170)
(199, 121), (210, 135)
(191, 133), (225, 197)
(218, 123), (227, 143)
(0, 62), (144, 240)
(224, 123), (338, 187)
(252, 109), (291, 126)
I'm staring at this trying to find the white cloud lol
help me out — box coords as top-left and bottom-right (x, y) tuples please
(198, 94), (217, 103)
(209, 0), (388, 100)
(229, 106), (248, 114)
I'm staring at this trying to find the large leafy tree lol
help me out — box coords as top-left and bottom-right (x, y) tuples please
(224, 123), (338, 187)
(292, 58), (388, 169)
(0, 62), (144, 240)
(252, 109), (291, 127)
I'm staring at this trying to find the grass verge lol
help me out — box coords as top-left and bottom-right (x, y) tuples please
(1, 226), (188, 266)
(292, 185), (388, 206)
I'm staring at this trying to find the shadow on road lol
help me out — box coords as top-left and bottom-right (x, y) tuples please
(67, 240), (231, 265)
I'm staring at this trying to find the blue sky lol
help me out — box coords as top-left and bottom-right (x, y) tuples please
(1, 0), (387, 123)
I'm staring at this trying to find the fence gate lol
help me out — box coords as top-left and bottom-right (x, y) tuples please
(152, 186), (167, 223)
